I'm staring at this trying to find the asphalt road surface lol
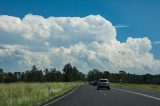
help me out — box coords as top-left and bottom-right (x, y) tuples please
(44, 84), (160, 106)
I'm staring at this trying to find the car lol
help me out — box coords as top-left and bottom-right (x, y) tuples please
(88, 81), (94, 85)
(97, 79), (110, 90)
(93, 81), (98, 86)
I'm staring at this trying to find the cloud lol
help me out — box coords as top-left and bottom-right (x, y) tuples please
(0, 14), (159, 74)
(153, 41), (160, 45)
(115, 25), (128, 28)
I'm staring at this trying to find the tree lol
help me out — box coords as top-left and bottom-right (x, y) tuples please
(72, 66), (79, 81)
(0, 68), (4, 82)
(78, 72), (85, 81)
(103, 71), (110, 79)
(14, 72), (21, 81)
(44, 68), (49, 82)
(119, 70), (127, 83)
(3, 72), (17, 83)
(63, 63), (73, 82)
(87, 69), (102, 81)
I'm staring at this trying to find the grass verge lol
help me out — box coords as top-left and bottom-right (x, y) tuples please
(0, 82), (84, 106)
(111, 83), (160, 92)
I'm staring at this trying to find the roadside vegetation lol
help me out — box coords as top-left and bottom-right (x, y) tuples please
(111, 83), (160, 92)
(0, 82), (83, 106)
(0, 63), (85, 106)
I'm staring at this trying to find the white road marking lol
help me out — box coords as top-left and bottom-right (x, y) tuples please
(43, 87), (79, 106)
(113, 88), (160, 101)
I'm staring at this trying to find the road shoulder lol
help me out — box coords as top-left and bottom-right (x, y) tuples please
(40, 86), (81, 106)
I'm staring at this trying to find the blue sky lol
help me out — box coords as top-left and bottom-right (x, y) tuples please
(0, 0), (159, 59)
(0, 0), (160, 74)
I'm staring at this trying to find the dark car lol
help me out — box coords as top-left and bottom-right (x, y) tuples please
(93, 81), (98, 86)
(88, 81), (94, 85)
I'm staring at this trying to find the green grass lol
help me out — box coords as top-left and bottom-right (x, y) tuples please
(0, 82), (83, 106)
(111, 83), (160, 92)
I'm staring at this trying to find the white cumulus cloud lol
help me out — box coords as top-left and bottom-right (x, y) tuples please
(0, 14), (159, 74)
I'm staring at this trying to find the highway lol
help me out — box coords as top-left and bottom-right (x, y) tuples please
(44, 84), (160, 106)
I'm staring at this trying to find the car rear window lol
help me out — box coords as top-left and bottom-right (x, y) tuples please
(99, 80), (108, 82)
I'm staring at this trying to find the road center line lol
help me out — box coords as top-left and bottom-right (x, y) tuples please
(113, 88), (160, 101)
(43, 87), (79, 106)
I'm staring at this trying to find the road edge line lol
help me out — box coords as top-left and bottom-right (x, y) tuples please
(113, 88), (160, 101)
(43, 87), (79, 106)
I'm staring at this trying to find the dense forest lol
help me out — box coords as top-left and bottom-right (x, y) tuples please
(0, 63), (85, 83)
(1, 64), (160, 85)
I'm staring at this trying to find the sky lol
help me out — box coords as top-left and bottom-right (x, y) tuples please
(0, 0), (160, 74)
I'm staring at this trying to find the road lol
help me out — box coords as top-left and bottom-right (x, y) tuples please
(44, 84), (160, 106)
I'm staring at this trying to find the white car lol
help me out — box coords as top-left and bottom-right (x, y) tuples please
(97, 79), (110, 90)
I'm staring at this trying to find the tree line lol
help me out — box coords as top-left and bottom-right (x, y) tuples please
(87, 69), (160, 85)
(1, 65), (160, 84)
(0, 63), (85, 83)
